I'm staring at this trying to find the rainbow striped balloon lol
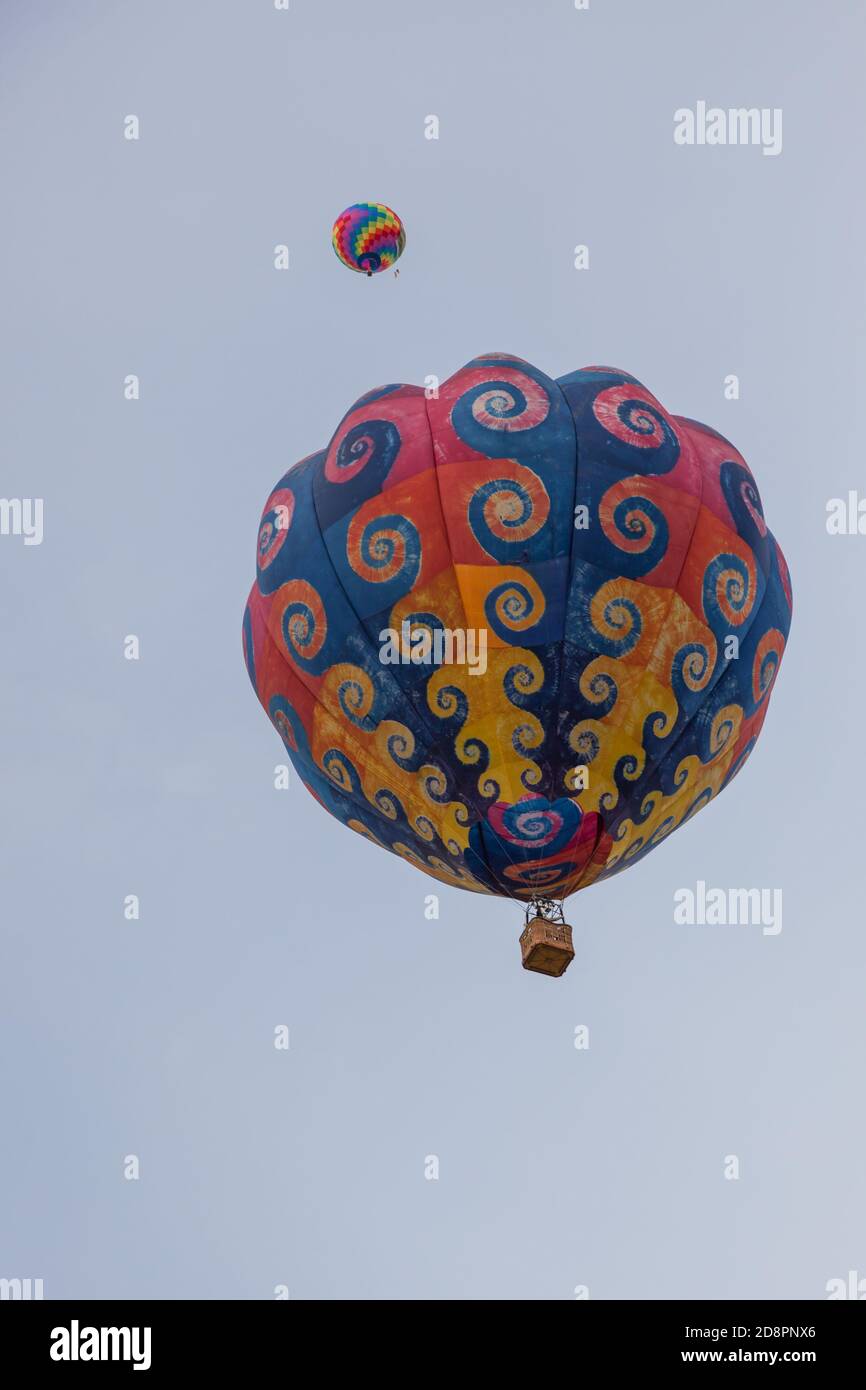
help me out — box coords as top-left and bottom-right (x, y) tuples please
(331, 202), (406, 276)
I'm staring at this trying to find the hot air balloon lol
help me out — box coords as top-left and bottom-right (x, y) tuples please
(242, 355), (792, 976)
(331, 202), (405, 276)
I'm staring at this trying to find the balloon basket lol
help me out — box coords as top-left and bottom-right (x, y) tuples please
(519, 900), (574, 977)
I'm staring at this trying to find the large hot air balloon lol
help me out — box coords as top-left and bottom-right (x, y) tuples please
(242, 355), (791, 976)
(331, 202), (405, 276)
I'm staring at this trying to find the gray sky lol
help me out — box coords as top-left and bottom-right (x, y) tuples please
(1, 0), (864, 1299)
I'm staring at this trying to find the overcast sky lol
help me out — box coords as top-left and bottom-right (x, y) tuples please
(1, 0), (864, 1299)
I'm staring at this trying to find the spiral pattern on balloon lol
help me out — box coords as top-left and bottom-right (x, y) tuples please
(504, 658), (543, 702)
(347, 511), (420, 587)
(430, 682), (468, 725)
(325, 418), (401, 484)
(702, 552), (753, 629)
(322, 748), (361, 795)
(672, 641), (713, 694)
(670, 758), (692, 794)
(592, 384), (679, 456)
(459, 735), (487, 767)
(485, 575), (545, 638)
(336, 666), (376, 727)
(374, 788), (402, 820)
(479, 772), (500, 799)
(706, 703), (739, 759)
(257, 488), (295, 572)
(468, 472), (550, 557)
(386, 727), (416, 767)
(752, 629), (784, 705)
(512, 721), (543, 759)
(590, 587), (642, 655)
(579, 664), (618, 710)
(721, 460), (767, 540)
(737, 474), (767, 537)
(637, 790), (661, 824)
(277, 580), (327, 664)
(270, 697), (299, 753)
(599, 486), (669, 568)
(647, 707), (677, 743)
(570, 727), (600, 763)
(414, 815), (436, 842)
(492, 801), (564, 847)
(422, 766), (449, 802)
(505, 863), (565, 890)
(617, 750), (645, 786)
(466, 372), (551, 433)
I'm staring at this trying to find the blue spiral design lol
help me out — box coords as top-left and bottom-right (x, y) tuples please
(605, 494), (669, 575)
(321, 748), (363, 796)
(594, 594), (642, 658)
(316, 418), (403, 528)
(430, 682), (469, 728)
(333, 419), (400, 477)
(281, 599), (318, 663)
(503, 662), (541, 709)
(358, 513), (420, 584)
(670, 640), (715, 716)
(485, 579), (543, 643)
(268, 694), (310, 761)
(336, 674), (377, 730)
(702, 552), (752, 634)
(467, 477), (546, 561)
(450, 369), (553, 457)
(720, 459), (766, 553)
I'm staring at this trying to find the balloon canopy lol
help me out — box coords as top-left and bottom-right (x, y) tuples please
(243, 354), (791, 924)
(331, 202), (405, 275)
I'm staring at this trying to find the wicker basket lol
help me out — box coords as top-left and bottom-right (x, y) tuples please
(519, 916), (575, 977)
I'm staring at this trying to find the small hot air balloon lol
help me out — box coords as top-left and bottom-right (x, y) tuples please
(243, 355), (792, 977)
(331, 202), (405, 276)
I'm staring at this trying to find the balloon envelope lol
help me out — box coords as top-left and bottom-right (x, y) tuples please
(331, 202), (405, 275)
(243, 355), (791, 903)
